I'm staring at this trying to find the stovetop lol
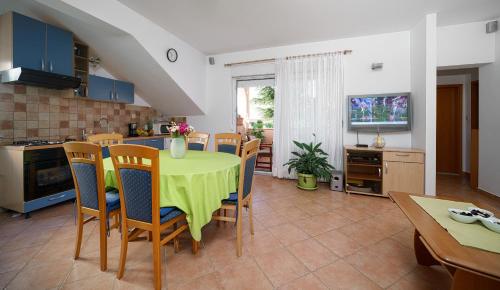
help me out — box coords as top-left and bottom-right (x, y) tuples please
(12, 140), (64, 147)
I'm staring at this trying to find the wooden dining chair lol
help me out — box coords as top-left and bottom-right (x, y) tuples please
(108, 144), (189, 290)
(87, 133), (123, 158)
(214, 133), (242, 155)
(212, 139), (260, 256)
(187, 132), (210, 151)
(63, 142), (121, 271)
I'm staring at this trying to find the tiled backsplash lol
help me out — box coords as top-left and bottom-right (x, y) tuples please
(0, 85), (160, 144)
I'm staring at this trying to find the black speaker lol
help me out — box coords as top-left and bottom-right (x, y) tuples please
(209, 57), (215, 65)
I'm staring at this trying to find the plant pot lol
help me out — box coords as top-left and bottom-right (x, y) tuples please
(170, 137), (186, 159)
(297, 173), (318, 190)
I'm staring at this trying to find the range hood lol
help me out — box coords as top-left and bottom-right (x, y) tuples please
(1, 67), (81, 89)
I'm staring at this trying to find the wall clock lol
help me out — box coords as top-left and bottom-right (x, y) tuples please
(166, 48), (178, 62)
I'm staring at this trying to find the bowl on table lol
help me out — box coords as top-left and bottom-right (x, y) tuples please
(448, 208), (477, 224)
(467, 207), (494, 219)
(481, 217), (500, 234)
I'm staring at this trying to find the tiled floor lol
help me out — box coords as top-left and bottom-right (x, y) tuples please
(0, 174), (496, 290)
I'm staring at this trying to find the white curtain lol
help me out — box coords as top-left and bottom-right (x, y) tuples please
(273, 53), (344, 178)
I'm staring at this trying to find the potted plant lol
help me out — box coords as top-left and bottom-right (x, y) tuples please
(250, 120), (265, 140)
(284, 138), (334, 190)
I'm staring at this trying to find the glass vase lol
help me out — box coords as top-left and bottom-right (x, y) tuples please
(170, 137), (186, 159)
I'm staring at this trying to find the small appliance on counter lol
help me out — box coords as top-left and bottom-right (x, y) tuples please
(152, 121), (172, 135)
(128, 122), (138, 137)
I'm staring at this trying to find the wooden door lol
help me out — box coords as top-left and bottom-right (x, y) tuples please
(470, 81), (479, 188)
(383, 161), (424, 194)
(436, 85), (462, 174)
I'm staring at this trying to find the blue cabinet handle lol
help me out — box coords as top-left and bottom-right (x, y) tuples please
(49, 60), (54, 72)
(115, 92), (119, 101)
(41, 57), (45, 71)
(48, 193), (66, 201)
(109, 90), (113, 100)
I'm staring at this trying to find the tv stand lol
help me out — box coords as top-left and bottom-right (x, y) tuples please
(344, 146), (425, 197)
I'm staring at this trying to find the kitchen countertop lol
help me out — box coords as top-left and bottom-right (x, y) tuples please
(0, 134), (171, 151)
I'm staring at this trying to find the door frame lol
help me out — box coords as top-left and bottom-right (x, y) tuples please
(470, 80), (479, 188)
(436, 84), (463, 174)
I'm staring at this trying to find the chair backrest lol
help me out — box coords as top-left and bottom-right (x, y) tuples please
(108, 144), (160, 225)
(187, 132), (210, 151)
(237, 139), (260, 201)
(63, 142), (106, 212)
(87, 133), (123, 158)
(215, 133), (242, 155)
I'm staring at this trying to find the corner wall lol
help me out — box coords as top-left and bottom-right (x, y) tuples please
(411, 14), (437, 195)
(478, 20), (500, 196)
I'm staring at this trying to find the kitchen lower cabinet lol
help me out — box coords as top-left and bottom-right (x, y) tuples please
(124, 138), (165, 150)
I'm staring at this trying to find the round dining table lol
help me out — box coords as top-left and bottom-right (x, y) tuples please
(103, 150), (240, 241)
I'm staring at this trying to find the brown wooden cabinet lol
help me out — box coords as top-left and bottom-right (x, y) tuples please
(344, 146), (425, 197)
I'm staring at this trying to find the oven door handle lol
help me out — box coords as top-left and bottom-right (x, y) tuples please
(48, 193), (67, 201)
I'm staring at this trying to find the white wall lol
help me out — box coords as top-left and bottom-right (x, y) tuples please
(438, 21), (496, 68)
(189, 31), (412, 150)
(478, 20), (499, 196)
(436, 74), (471, 172)
(411, 14), (437, 196)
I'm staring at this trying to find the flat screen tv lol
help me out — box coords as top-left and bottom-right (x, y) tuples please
(348, 93), (411, 132)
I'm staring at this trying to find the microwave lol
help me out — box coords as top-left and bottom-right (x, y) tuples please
(152, 122), (171, 135)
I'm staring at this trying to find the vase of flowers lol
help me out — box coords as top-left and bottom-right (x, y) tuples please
(168, 122), (194, 159)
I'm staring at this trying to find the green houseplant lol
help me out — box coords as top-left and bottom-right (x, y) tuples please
(284, 138), (334, 190)
(250, 120), (265, 140)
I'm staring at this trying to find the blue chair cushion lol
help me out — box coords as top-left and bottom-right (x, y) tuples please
(160, 207), (183, 224)
(222, 192), (238, 204)
(105, 191), (120, 212)
(188, 143), (204, 151)
(218, 144), (237, 155)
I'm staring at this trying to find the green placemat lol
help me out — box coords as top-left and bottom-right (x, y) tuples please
(411, 196), (500, 254)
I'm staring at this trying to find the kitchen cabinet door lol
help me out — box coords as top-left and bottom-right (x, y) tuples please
(12, 12), (46, 71)
(144, 138), (164, 150)
(124, 140), (144, 145)
(383, 161), (424, 195)
(114, 80), (134, 104)
(46, 24), (73, 76)
(88, 75), (115, 102)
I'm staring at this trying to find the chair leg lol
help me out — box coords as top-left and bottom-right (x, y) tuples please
(74, 211), (84, 260)
(99, 216), (108, 271)
(117, 223), (129, 279)
(148, 231), (153, 241)
(173, 223), (180, 253)
(248, 196), (254, 235)
(152, 230), (162, 290)
(216, 209), (220, 227)
(236, 206), (243, 257)
(192, 239), (199, 255)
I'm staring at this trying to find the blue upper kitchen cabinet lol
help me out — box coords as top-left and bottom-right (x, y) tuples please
(46, 24), (73, 76)
(10, 12), (73, 76)
(114, 80), (134, 104)
(12, 12), (46, 71)
(88, 75), (135, 104)
(88, 75), (115, 102)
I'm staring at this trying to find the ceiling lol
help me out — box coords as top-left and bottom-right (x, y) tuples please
(119, 0), (500, 55)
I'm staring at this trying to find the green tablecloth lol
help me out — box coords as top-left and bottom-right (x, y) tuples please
(103, 150), (240, 241)
(411, 196), (500, 254)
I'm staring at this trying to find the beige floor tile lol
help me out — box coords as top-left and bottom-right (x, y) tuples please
(61, 271), (115, 290)
(254, 248), (309, 288)
(171, 272), (223, 290)
(267, 223), (309, 246)
(0, 245), (41, 274)
(314, 230), (363, 258)
(337, 221), (387, 247)
(287, 238), (338, 271)
(7, 258), (73, 289)
(216, 257), (273, 290)
(314, 259), (382, 290)
(278, 273), (327, 290)
(0, 271), (18, 289)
